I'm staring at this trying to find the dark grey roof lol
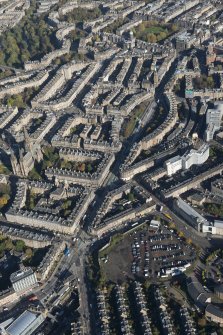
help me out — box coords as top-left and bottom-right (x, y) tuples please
(187, 278), (211, 307)
(206, 304), (223, 319)
(10, 268), (34, 283)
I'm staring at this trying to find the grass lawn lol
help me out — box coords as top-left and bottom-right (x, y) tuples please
(122, 101), (148, 138)
(134, 21), (178, 43)
(144, 26), (167, 34)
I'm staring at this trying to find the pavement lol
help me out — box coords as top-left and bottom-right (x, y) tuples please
(0, 54), (217, 334)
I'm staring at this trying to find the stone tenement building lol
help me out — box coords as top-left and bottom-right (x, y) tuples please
(5, 181), (95, 234)
(1, 0), (223, 332)
(45, 152), (115, 188)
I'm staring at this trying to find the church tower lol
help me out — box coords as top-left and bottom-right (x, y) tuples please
(10, 150), (21, 176)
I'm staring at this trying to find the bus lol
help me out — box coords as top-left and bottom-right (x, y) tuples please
(28, 294), (38, 302)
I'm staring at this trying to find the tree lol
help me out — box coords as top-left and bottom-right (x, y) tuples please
(197, 317), (206, 327)
(164, 220), (174, 229)
(158, 31), (167, 41)
(62, 200), (72, 210)
(70, 126), (77, 134)
(42, 146), (59, 170)
(0, 9), (56, 68)
(174, 83), (180, 93)
(171, 23), (178, 32)
(29, 193), (36, 210)
(148, 33), (157, 43)
(14, 240), (25, 252)
(60, 160), (72, 170)
(0, 194), (9, 207)
(186, 238), (192, 245)
(0, 163), (10, 174)
(207, 75), (214, 88)
(0, 241), (6, 254)
(6, 94), (25, 108)
(5, 239), (13, 251)
(127, 193), (135, 202)
(21, 49), (31, 63)
(87, 163), (93, 172)
(28, 168), (42, 181)
(25, 248), (33, 258)
(78, 163), (86, 172)
(94, 35), (100, 43)
(0, 51), (5, 64)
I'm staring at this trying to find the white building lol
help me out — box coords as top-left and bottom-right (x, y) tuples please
(203, 220), (223, 236)
(174, 198), (223, 236)
(150, 219), (160, 229)
(205, 102), (223, 141)
(182, 143), (209, 170)
(173, 197), (209, 231)
(164, 143), (209, 175)
(165, 155), (182, 176)
(10, 268), (37, 293)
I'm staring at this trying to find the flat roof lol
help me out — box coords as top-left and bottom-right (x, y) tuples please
(166, 155), (182, 164)
(214, 220), (223, 228)
(176, 198), (207, 223)
(215, 284), (223, 293)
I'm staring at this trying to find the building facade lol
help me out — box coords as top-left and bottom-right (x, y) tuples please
(165, 155), (182, 176)
(10, 268), (38, 293)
